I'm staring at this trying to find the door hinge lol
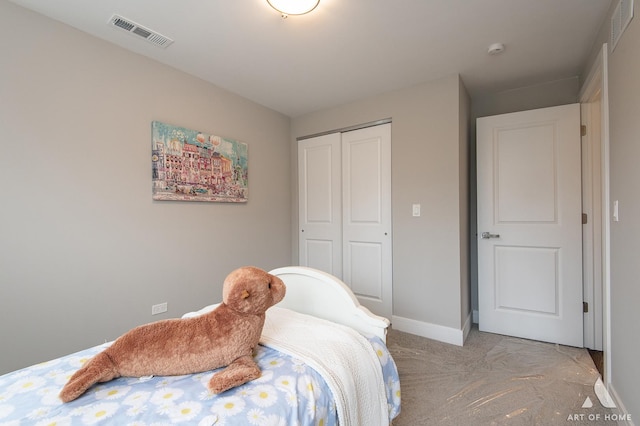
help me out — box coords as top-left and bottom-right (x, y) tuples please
(581, 125), (587, 136)
(583, 302), (589, 313)
(582, 213), (588, 224)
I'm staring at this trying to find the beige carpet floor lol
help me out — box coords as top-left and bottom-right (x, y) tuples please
(386, 326), (622, 425)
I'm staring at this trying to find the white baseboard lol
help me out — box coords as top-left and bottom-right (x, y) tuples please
(392, 314), (471, 346)
(473, 309), (479, 324)
(608, 383), (635, 426)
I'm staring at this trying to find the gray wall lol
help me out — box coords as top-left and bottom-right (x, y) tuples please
(458, 78), (471, 327)
(584, 0), (640, 417)
(0, 1), (292, 374)
(607, 24), (640, 419)
(291, 75), (471, 334)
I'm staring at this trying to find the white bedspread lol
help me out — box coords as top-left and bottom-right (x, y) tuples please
(261, 307), (389, 426)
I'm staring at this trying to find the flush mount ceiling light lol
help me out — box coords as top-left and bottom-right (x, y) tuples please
(267, 0), (320, 18)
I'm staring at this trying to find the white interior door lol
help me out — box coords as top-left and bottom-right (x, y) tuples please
(298, 123), (392, 319)
(477, 104), (583, 347)
(342, 124), (392, 319)
(298, 133), (342, 278)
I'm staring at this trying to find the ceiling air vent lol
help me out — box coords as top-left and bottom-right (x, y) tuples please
(108, 14), (174, 48)
(610, 0), (634, 52)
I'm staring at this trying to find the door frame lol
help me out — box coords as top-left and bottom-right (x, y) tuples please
(579, 43), (611, 379)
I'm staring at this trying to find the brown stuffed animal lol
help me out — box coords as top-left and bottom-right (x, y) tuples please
(59, 266), (286, 403)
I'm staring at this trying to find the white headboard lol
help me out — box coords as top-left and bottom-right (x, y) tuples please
(269, 266), (390, 342)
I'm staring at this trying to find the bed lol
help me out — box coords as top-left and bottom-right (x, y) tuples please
(0, 266), (401, 425)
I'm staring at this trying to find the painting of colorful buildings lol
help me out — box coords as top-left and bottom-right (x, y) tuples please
(151, 121), (248, 202)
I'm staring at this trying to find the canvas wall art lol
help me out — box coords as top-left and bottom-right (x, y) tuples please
(151, 121), (248, 202)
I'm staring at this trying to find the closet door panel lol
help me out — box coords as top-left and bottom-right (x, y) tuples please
(298, 133), (342, 278)
(342, 123), (392, 318)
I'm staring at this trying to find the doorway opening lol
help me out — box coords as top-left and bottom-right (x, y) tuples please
(579, 43), (611, 380)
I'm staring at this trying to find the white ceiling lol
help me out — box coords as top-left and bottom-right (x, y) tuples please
(9, 0), (613, 117)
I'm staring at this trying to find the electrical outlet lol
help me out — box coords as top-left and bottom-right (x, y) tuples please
(412, 204), (421, 217)
(151, 302), (167, 315)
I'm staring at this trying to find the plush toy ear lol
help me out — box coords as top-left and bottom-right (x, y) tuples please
(241, 290), (250, 299)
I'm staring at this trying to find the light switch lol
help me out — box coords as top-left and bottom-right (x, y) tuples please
(613, 200), (619, 222)
(412, 204), (421, 217)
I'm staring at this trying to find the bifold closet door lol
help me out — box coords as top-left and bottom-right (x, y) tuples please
(298, 123), (392, 319)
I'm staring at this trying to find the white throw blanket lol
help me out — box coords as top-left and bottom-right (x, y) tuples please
(261, 307), (389, 426)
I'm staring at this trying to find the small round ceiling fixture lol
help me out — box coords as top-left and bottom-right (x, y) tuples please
(267, 0), (320, 18)
(488, 43), (505, 55)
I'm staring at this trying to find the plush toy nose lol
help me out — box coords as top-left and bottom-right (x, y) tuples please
(271, 276), (286, 304)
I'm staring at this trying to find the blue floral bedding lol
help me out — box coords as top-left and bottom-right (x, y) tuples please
(0, 336), (400, 425)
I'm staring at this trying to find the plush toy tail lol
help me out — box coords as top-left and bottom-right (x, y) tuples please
(59, 352), (120, 403)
